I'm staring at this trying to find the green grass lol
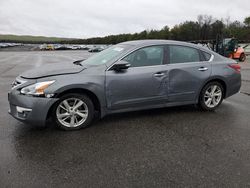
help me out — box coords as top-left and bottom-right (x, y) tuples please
(0, 34), (79, 43)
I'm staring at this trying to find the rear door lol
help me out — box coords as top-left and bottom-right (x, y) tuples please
(166, 45), (212, 102)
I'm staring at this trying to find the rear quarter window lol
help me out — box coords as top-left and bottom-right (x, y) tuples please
(201, 51), (212, 61)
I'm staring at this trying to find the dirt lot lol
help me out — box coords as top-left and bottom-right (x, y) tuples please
(0, 51), (250, 187)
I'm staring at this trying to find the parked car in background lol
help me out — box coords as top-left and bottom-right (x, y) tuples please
(56, 45), (70, 50)
(0, 42), (22, 48)
(71, 45), (81, 50)
(39, 44), (55, 50)
(80, 45), (90, 50)
(39, 44), (47, 50)
(0, 43), (9, 48)
(8, 40), (241, 130)
(88, 46), (104, 52)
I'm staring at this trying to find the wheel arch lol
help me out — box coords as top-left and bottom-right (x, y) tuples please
(46, 87), (102, 121)
(197, 78), (227, 102)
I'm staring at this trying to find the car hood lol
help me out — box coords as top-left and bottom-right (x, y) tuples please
(21, 63), (86, 79)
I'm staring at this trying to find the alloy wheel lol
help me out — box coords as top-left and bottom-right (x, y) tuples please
(204, 85), (222, 108)
(56, 98), (88, 128)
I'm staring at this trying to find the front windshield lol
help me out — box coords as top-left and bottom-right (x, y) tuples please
(82, 45), (128, 66)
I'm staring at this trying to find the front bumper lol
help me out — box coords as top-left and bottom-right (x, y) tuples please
(8, 91), (58, 126)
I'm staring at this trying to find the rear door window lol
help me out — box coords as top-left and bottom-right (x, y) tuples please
(168, 45), (200, 64)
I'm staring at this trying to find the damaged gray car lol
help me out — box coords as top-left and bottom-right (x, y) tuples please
(8, 40), (241, 130)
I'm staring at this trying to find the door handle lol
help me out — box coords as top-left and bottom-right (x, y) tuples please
(198, 67), (208, 71)
(154, 72), (165, 77)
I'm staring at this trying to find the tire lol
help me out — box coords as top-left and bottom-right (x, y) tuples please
(53, 93), (94, 130)
(239, 53), (246, 62)
(199, 82), (224, 111)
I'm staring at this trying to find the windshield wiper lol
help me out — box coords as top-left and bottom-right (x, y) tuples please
(73, 59), (85, 66)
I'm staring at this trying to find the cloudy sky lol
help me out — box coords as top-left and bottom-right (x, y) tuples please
(0, 0), (249, 38)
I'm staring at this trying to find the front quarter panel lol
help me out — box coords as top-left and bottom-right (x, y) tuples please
(41, 69), (107, 113)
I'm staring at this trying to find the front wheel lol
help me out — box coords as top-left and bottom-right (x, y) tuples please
(199, 82), (224, 111)
(54, 93), (94, 130)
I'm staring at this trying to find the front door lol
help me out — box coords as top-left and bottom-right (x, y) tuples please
(105, 45), (168, 110)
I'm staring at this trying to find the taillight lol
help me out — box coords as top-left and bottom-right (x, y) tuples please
(228, 64), (241, 73)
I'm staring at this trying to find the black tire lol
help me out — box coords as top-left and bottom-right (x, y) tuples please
(199, 82), (224, 111)
(239, 53), (246, 62)
(53, 93), (94, 131)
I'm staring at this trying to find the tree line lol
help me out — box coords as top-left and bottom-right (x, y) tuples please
(1, 15), (250, 44)
(63, 15), (250, 44)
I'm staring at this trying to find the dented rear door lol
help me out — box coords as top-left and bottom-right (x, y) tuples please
(166, 45), (212, 102)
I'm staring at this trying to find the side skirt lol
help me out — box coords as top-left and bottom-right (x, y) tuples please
(104, 101), (196, 116)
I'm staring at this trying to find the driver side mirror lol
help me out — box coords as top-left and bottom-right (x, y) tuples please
(111, 61), (131, 71)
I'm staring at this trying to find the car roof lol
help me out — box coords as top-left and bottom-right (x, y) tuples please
(120, 39), (217, 55)
(120, 39), (195, 47)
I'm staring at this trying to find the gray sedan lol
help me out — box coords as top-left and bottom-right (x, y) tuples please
(8, 40), (241, 130)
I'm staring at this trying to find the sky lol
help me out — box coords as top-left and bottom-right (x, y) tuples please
(0, 0), (249, 39)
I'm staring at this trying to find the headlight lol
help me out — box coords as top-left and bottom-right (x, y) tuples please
(21, 80), (55, 96)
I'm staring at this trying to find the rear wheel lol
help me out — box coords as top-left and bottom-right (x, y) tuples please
(199, 82), (224, 111)
(239, 53), (246, 62)
(54, 93), (94, 130)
